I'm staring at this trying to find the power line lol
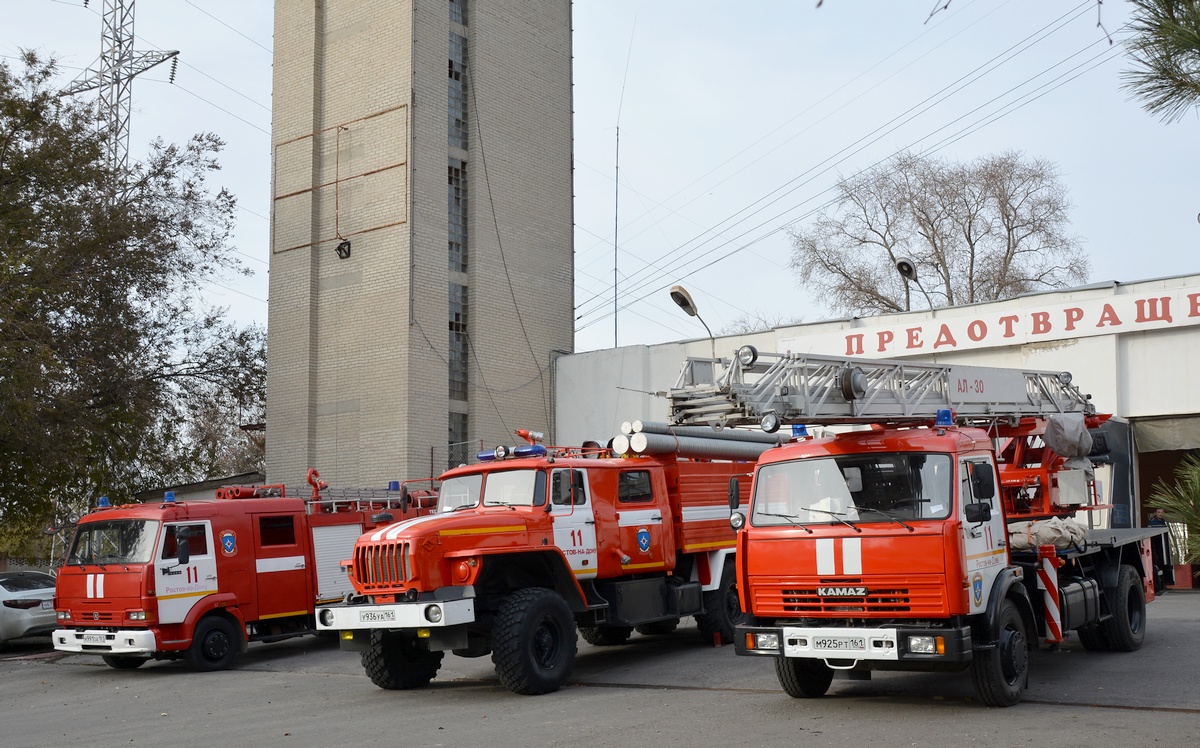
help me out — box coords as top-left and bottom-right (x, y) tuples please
(574, 2), (1097, 326)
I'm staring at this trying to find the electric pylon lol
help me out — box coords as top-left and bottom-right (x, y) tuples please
(59, 0), (178, 176)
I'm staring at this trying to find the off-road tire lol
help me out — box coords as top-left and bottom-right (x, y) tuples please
(361, 630), (444, 690)
(101, 655), (147, 670)
(491, 588), (577, 695)
(635, 618), (680, 636)
(1100, 564), (1146, 652)
(186, 616), (240, 672)
(696, 558), (748, 644)
(970, 599), (1029, 707)
(775, 656), (834, 698)
(579, 625), (633, 646)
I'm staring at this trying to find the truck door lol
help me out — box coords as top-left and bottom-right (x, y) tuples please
(155, 522), (217, 624)
(960, 457), (1009, 614)
(615, 468), (670, 572)
(253, 513), (312, 619)
(550, 468), (599, 579)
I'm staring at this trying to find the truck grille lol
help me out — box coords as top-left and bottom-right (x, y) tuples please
(354, 542), (410, 589)
(753, 578), (947, 617)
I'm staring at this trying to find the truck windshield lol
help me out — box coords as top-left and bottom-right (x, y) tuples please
(438, 474), (483, 512)
(751, 453), (953, 527)
(67, 519), (161, 565)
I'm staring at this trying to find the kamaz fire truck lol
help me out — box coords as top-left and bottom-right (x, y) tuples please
(52, 471), (434, 671)
(667, 346), (1165, 707)
(315, 428), (770, 695)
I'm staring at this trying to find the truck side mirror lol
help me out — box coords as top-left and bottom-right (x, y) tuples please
(573, 470), (586, 505)
(970, 462), (995, 500)
(398, 484), (410, 514)
(964, 502), (992, 524)
(728, 477), (741, 511)
(177, 538), (190, 566)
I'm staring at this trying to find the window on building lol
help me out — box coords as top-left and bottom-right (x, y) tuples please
(449, 282), (469, 401)
(448, 159), (467, 272)
(449, 0), (467, 25)
(449, 32), (468, 149)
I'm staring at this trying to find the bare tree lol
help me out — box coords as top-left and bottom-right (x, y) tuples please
(1122, 0), (1200, 123)
(719, 311), (805, 335)
(787, 151), (1088, 316)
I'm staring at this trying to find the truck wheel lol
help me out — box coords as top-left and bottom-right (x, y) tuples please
(970, 599), (1029, 707)
(578, 625), (633, 646)
(361, 630), (444, 689)
(1075, 623), (1110, 652)
(186, 616), (240, 672)
(775, 657), (834, 698)
(635, 618), (680, 636)
(492, 588), (577, 695)
(101, 655), (147, 670)
(1100, 564), (1146, 652)
(696, 558), (748, 645)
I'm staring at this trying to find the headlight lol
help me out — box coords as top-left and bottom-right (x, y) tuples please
(57, 610), (71, 621)
(424, 604), (443, 623)
(753, 633), (780, 650)
(318, 609), (335, 627)
(128, 610), (146, 621)
(907, 635), (944, 654)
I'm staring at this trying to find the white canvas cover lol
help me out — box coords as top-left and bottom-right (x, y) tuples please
(1008, 516), (1088, 551)
(1044, 413), (1094, 478)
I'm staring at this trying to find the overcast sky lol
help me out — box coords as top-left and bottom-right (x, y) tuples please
(4, 1), (1197, 355)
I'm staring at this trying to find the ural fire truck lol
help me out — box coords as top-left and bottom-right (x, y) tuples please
(667, 347), (1165, 707)
(52, 471), (434, 671)
(316, 429), (768, 695)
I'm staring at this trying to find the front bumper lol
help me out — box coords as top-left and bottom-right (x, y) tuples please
(314, 597), (476, 631)
(53, 627), (158, 656)
(735, 624), (972, 665)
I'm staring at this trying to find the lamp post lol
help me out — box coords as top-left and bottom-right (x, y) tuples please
(669, 284), (716, 360)
(894, 257), (933, 311)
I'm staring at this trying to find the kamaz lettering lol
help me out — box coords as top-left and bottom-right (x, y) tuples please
(817, 586), (868, 596)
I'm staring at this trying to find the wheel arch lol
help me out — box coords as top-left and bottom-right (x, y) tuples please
(980, 568), (1035, 646)
(183, 596), (247, 654)
(475, 550), (587, 612)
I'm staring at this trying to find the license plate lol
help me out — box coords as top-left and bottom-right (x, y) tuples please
(40, 601), (53, 610)
(358, 610), (396, 623)
(81, 634), (106, 644)
(813, 636), (865, 651)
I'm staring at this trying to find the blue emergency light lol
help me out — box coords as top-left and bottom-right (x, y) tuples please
(163, 490), (175, 503)
(97, 495), (110, 508)
(935, 409), (954, 427)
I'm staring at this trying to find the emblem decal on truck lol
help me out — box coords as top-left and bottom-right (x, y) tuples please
(972, 572), (984, 607)
(817, 586), (868, 597)
(637, 527), (651, 554)
(221, 530), (237, 557)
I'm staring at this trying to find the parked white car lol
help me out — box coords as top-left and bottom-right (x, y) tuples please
(0, 571), (58, 650)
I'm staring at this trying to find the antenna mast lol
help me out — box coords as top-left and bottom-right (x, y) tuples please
(60, 0), (179, 176)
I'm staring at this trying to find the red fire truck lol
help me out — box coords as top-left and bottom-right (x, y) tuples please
(52, 471), (434, 671)
(316, 429), (769, 695)
(667, 347), (1166, 707)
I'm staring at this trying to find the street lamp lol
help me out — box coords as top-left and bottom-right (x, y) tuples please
(894, 257), (933, 311)
(669, 284), (716, 359)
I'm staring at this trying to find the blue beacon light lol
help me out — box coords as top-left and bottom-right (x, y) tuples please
(935, 409), (954, 427)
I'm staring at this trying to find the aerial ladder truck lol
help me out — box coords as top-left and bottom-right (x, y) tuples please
(667, 346), (1165, 707)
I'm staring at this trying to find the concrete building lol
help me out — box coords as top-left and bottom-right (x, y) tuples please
(267, 0), (573, 486)
(557, 273), (1200, 527)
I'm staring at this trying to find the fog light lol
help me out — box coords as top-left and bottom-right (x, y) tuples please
(908, 635), (936, 654)
(730, 512), (745, 530)
(755, 633), (780, 650)
(424, 604), (443, 623)
(340, 630), (355, 641)
(318, 609), (335, 627)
